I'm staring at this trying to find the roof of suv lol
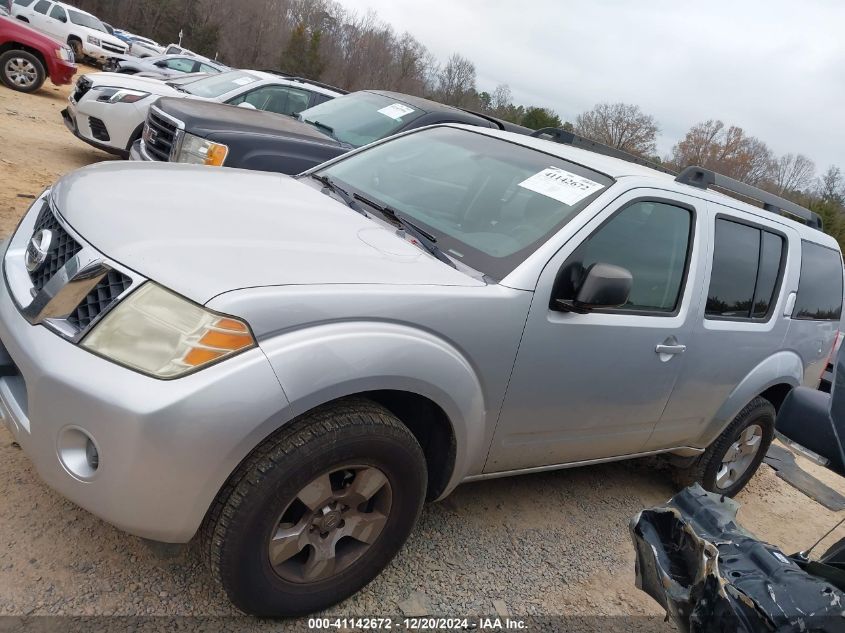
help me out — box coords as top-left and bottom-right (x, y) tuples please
(456, 125), (838, 247)
(243, 70), (345, 98)
(54, 1), (98, 17)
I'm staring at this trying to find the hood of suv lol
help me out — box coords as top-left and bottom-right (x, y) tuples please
(85, 72), (181, 97)
(51, 162), (480, 304)
(155, 97), (341, 145)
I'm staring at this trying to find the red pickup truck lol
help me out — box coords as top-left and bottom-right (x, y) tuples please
(0, 12), (75, 93)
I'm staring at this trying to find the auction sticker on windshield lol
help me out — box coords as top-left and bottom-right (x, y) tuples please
(518, 167), (604, 205)
(377, 103), (416, 120)
(232, 77), (256, 86)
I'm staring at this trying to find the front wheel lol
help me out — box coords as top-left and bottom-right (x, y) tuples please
(674, 396), (775, 497)
(68, 39), (84, 63)
(202, 399), (427, 617)
(0, 50), (45, 93)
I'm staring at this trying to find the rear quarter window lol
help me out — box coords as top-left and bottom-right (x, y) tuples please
(706, 218), (786, 321)
(793, 241), (844, 320)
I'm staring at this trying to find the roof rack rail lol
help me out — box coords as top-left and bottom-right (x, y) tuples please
(529, 127), (677, 176)
(458, 108), (533, 135)
(258, 70), (348, 95)
(676, 166), (823, 230)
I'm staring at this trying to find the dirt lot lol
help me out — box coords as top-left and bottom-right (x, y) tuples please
(0, 64), (108, 234)
(1, 75), (845, 624)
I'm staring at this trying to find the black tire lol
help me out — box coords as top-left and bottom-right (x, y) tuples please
(68, 38), (84, 62)
(0, 50), (45, 93)
(202, 398), (427, 617)
(673, 396), (775, 497)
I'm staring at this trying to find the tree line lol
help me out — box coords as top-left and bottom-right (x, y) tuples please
(72, 0), (844, 249)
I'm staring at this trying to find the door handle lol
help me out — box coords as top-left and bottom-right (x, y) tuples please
(655, 344), (686, 355)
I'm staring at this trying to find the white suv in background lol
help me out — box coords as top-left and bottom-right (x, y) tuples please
(11, 0), (126, 63)
(61, 69), (345, 157)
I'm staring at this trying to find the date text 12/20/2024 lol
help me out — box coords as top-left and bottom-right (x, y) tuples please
(308, 617), (527, 630)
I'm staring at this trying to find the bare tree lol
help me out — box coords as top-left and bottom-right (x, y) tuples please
(818, 166), (844, 204)
(436, 53), (476, 106)
(491, 84), (512, 111)
(770, 153), (816, 195)
(574, 103), (659, 157)
(669, 120), (773, 185)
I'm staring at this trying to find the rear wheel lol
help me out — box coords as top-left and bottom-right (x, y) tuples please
(674, 397), (775, 497)
(0, 50), (45, 93)
(202, 399), (427, 617)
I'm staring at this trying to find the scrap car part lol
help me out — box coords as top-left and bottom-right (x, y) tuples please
(631, 484), (845, 632)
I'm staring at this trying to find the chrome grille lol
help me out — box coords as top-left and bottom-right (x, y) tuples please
(29, 202), (83, 292)
(102, 42), (126, 54)
(6, 196), (142, 343)
(67, 270), (132, 330)
(143, 109), (180, 161)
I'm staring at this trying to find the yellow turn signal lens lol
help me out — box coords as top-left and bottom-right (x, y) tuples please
(204, 142), (229, 166)
(183, 317), (255, 367)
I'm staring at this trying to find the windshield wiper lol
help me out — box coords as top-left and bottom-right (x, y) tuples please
(304, 119), (339, 141)
(310, 174), (367, 216)
(351, 193), (457, 269)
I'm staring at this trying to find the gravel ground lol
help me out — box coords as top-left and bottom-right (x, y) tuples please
(2, 70), (845, 630)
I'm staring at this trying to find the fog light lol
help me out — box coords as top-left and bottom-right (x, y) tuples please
(57, 427), (101, 480)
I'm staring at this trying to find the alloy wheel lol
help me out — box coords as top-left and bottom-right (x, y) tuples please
(5, 58), (37, 88)
(268, 464), (393, 583)
(715, 424), (763, 490)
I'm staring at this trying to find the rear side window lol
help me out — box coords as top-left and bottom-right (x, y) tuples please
(706, 219), (785, 320)
(793, 241), (843, 320)
(33, 0), (50, 14)
(162, 57), (196, 72)
(228, 85), (313, 116)
(48, 4), (65, 21)
(14, 0), (36, 6)
(558, 200), (693, 313)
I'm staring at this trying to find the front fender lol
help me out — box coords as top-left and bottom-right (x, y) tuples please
(697, 350), (802, 447)
(258, 321), (487, 495)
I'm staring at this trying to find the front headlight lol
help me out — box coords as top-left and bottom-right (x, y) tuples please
(82, 283), (256, 379)
(87, 35), (101, 47)
(176, 132), (229, 166)
(95, 87), (150, 104)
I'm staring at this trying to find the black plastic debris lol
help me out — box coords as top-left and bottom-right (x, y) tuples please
(631, 484), (845, 633)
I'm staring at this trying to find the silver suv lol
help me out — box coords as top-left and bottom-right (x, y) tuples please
(1, 125), (842, 616)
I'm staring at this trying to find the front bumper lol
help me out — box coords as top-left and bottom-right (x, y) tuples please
(61, 106), (125, 158)
(82, 43), (127, 64)
(63, 92), (146, 156)
(0, 232), (289, 542)
(48, 60), (77, 86)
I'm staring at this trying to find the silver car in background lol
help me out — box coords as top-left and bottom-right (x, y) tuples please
(105, 53), (227, 78)
(0, 124), (842, 616)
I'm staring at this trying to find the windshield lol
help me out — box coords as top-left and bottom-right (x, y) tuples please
(68, 10), (107, 32)
(319, 127), (614, 280)
(298, 92), (425, 148)
(183, 71), (258, 98)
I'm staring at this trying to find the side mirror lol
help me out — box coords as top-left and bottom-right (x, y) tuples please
(555, 262), (632, 313)
(237, 102), (257, 110)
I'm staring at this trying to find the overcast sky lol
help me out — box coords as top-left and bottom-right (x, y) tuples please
(337, 0), (844, 171)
